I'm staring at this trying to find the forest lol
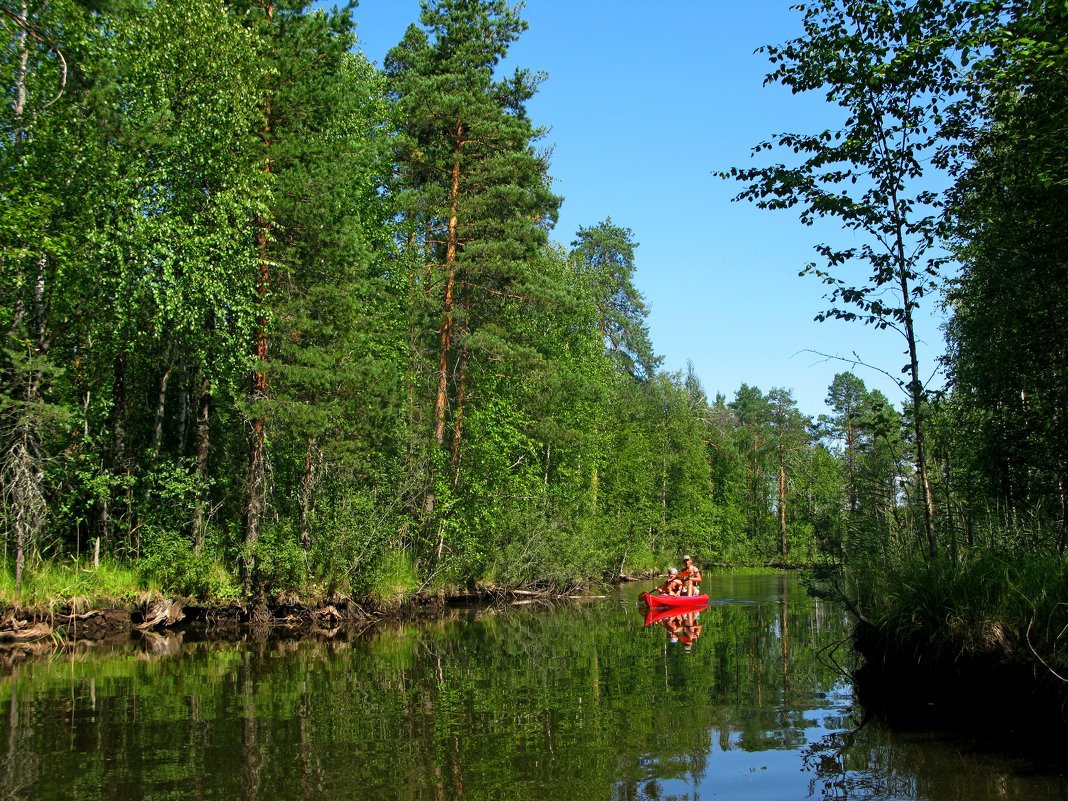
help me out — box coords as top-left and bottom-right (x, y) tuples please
(0, 0), (1064, 629)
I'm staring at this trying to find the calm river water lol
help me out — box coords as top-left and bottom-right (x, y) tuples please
(1, 572), (1065, 800)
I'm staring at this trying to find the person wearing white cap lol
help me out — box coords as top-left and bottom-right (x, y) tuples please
(657, 567), (683, 596)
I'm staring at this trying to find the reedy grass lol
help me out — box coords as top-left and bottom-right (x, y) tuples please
(367, 549), (420, 606)
(717, 565), (797, 575)
(849, 552), (1068, 673)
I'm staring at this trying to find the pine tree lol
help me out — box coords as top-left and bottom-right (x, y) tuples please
(569, 219), (660, 381)
(385, 0), (560, 570)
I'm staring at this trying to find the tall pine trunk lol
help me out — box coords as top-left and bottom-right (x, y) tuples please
(433, 123), (463, 447)
(427, 122), (463, 555)
(245, 0), (275, 595)
(778, 458), (788, 560)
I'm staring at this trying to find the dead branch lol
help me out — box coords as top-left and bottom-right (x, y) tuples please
(1026, 615), (1068, 684)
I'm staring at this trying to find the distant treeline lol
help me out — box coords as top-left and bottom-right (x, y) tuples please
(1, 0), (1064, 602)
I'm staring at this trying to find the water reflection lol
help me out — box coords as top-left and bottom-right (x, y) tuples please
(0, 574), (1064, 800)
(641, 601), (708, 655)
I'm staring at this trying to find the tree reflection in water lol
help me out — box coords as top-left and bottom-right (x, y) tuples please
(0, 574), (1065, 800)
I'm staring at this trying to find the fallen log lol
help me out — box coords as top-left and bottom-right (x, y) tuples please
(0, 622), (53, 642)
(137, 598), (185, 630)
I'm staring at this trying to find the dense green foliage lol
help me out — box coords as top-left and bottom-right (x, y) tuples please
(0, 0), (857, 603)
(1, 0), (1065, 612)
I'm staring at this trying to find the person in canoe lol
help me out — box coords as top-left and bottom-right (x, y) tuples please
(657, 567), (683, 596)
(679, 555), (702, 596)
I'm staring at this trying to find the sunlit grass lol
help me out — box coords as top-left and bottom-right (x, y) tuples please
(0, 559), (154, 612)
(368, 549), (420, 606)
(716, 565), (791, 575)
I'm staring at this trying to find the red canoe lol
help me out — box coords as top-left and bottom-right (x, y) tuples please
(641, 591), (710, 609)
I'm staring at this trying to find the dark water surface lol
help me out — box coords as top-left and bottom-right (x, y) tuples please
(1, 573), (1065, 800)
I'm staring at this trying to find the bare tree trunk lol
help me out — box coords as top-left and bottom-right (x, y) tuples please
(299, 436), (317, 551)
(175, 358), (189, 454)
(778, 458), (788, 560)
(149, 352), (173, 456)
(110, 352), (127, 472)
(4, 433), (44, 594)
(191, 374), (211, 554)
(13, 1), (29, 149)
(1, 304), (40, 595)
(3, 344), (47, 593)
(846, 418), (858, 513)
(892, 190), (938, 559)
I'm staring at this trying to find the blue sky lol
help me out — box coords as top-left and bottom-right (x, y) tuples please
(350, 0), (950, 417)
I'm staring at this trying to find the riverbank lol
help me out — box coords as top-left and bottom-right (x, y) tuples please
(0, 554), (708, 651)
(0, 582), (613, 654)
(844, 554), (1068, 745)
(853, 619), (1068, 732)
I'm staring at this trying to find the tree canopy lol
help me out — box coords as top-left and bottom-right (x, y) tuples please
(1, 0), (1064, 602)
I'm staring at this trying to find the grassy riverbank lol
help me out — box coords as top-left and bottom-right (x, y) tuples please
(0, 560), (150, 613)
(850, 554), (1068, 672)
(843, 554), (1068, 732)
(0, 556), (807, 630)
(0, 553), (587, 631)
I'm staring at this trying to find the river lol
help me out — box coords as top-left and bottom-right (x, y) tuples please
(0, 572), (1065, 800)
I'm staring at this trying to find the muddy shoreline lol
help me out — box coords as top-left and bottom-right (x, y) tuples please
(0, 587), (605, 653)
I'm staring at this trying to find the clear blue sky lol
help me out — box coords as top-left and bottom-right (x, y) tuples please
(350, 0), (949, 417)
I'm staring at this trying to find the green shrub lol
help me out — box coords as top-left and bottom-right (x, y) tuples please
(139, 527), (240, 602)
(249, 524), (307, 597)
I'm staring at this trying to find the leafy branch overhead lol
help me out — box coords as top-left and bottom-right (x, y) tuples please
(719, 0), (999, 559)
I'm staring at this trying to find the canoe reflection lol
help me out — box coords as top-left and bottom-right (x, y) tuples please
(642, 601), (707, 651)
